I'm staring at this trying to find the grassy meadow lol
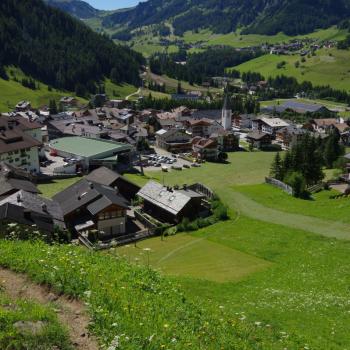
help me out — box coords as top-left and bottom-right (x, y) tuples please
(232, 47), (350, 91)
(0, 290), (72, 349)
(0, 239), (308, 349)
(127, 26), (347, 56)
(235, 183), (350, 223)
(0, 68), (138, 113)
(0, 67), (84, 113)
(183, 26), (347, 48)
(3, 149), (350, 348)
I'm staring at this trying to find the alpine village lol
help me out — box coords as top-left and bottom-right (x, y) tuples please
(2, 0), (350, 349)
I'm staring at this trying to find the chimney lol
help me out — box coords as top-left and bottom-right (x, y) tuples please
(183, 184), (187, 191)
(41, 203), (48, 213)
(17, 193), (21, 203)
(89, 182), (94, 189)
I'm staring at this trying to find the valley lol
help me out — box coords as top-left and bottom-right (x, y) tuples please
(2, 0), (350, 349)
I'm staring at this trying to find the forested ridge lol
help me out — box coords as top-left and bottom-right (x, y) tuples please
(44, 0), (100, 19)
(103, 0), (350, 36)
(0, 0), (144, 93)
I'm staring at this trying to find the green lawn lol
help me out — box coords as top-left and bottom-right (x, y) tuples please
(235, 183), (350, 223)
(126, 151), (277, 214)
(0, 290), (72, 349)
(104, 79), (138, 99)
(117, 232), (271, 282)
(0, 68), (85, 113)
(38, 177), (81, 198)
(233, 47), (350, 91)
(140, 26), (347, 51)
(179, 216), (350, 349)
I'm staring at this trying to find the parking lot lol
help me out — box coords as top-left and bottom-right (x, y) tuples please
(141, 147), (198, 172)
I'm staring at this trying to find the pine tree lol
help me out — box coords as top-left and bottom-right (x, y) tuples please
(270, 152), (283, 180)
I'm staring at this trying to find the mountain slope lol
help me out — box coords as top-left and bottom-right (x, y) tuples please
(0, 0), (144, 94)
(44, 0), (99, 19)
(102, 0), (350, 36)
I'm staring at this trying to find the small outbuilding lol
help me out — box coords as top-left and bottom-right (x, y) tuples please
(137, 181), (205, 224)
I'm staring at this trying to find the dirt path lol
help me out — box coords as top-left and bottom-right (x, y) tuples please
(126, 88), (140, 100)
(0, 267), (99, 350)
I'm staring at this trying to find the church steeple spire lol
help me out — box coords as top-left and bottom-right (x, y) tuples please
(222, 87), (232, 131)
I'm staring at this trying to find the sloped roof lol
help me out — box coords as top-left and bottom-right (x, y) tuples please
(137, 181), (201, 216)
(0, 190), (65, 229)
(282, 101), (327, 113)
(53, 179), (129, 216)
(0, 176), (40, 197)
(260, 117), (289, 128)
(247, 131), (270, 140)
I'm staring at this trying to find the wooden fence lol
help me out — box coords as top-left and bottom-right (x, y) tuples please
(265, 177), (293, 195)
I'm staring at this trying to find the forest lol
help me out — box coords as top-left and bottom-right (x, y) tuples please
(102, 0), (350, 36)
(0, 0), (144, 94)
(149, 48), (262, 85)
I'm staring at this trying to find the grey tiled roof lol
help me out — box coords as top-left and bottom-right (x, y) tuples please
(137, 181), (201, 216)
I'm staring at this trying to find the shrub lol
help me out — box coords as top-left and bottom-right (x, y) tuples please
(285, 171), (309, 199)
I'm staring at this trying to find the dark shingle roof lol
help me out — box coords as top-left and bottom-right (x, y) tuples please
(85, 167), (120, 186)
(247, 131), (270, 140)
(0, 177), (40, 197)
(0, 190), (65, 229)
(53, 179), (129, 216)
(192, 110), (222, 121)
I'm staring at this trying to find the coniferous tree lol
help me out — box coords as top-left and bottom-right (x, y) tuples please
(270, 152), (283, 180)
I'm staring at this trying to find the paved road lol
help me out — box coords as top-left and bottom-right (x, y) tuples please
(229, 190), (350, 240)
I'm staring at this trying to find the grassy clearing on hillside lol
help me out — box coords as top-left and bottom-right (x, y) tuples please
(38, 177), (81, 198)
(0, 67), (138, 113)
(235, 183), (350, 223)
(233, 48), (350, 91)
(197, 27), (346, 47)
(0, 67), (87, 113)
(146, 71), (222, 94)
(0, 239), (305, 349)
(104, 79), (138, 99)
(117, 233), (271, 282)
(119, 213), (350, 349)
(180, 217), (350, 349)
(131, 27), (346, 53)
(0, 290), (72, 349)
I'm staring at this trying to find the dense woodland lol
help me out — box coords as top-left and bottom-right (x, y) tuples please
(0, 0), (144, 95)
(102, 0), (350, 36)
(270, 131), (344, 197)
(149, 48), (262, 85)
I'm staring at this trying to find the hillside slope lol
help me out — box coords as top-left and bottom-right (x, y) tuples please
(102, 0), (350, 36)
(0, 0), (144, 94)
(44, 0), (99, 19)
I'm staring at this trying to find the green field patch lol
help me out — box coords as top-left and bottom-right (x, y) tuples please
(233, 47), (350, 91)
(117, 232), (271, 282)
(38, 177), (81, 198)
(0, 290), (72, 349)
(234, 183), (350, 224)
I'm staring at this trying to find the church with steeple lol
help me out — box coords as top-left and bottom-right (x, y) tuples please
(221, 93), (232, 131)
